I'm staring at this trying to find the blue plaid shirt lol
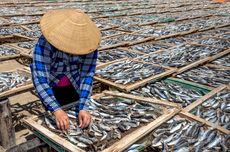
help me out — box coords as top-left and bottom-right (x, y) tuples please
(31, 35), (98, 112)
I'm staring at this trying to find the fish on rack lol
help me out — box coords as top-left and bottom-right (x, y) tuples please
(98, 48), (140, 63)
(196, 37), (230, 49)
(0, 45), (19, 56)
(17, 41), (35, 49)
(131, 80), (206, 107)
(150, 117), (229, 152)
(141, 44), (224, 68)
(0, 27), (25, 35)
(130, 43), (170, 54)
(211, 55), (230, 67)
(176, 66), (230, 87)
(96, 60), (165, 85)
(0, 71), (31, 93)
(44, 97), (163, 151)
(192, 90), (230, 130)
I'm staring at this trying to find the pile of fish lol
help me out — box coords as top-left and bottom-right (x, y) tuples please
(196, 37), (230, 49)
(131, 81), (206, 107)
(164, 23), (193, 33)
(160, 37), (187, 45)
(117, 34), (147, 42)
(138, 28), (170, 37)
(0, 27), (25, 35)
(206, 28), (230, 38)
(194, 17), (230, 29)
(100, 39), (119, 47)
(44, 97), (163, 151)
(0, 45), (19, 56)
(142, 44), (223, 67)
(101, 30), (121, 37)
(192, 90), (230, 130)
(26, 24), (40, 31)
(98, 49), (140, 63)
(8, 16), (40, 24)
(130, 43), (170, 54)
(184, 32), (209, 39)
(0, 71), (31, 93)
(21, 31), (42, 38)
(96, 60), (165, 84)
(211, 55), (230, 67)
(151, 117), (230, 152)
(176, 66), (230, 87)
(17, 41), (35, 49)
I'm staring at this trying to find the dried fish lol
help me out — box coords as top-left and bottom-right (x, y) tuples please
(160, 37), (187, 45)
(7, 16), (40, 24)
(0, 71), (31, 93)
(184, 32), (209, 39)
(0, 27), (25, 35)
(131, 80), (206, 107)
(0, 45), (19, 56)
(192, 90), (230, 129)
(116, 34), (147, 42)
(96, 60), (165, 84)
(101, 30), (122, 37)
(137, 28), (170, 37)
(177, 66), (230, 87)
(149, 117), (228, 151)
(211, 55), (230, 67)
(130, 43), (170, 54)
(17, 41), (35, 49)
(21, 31), (42, 38)
(98, 48), (140, 63)
(142, 44), (223, 68)
(26, 24), (40, 31)
(196, 37), (230, 49)
(43, 97), (163, 151)
(100, 39), (119, 48)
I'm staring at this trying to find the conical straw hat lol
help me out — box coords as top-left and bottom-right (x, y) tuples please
(40, 9), (101, 55)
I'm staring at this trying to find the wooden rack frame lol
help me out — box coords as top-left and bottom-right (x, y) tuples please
(8, 42), (34, 58)
(0, 68), (33, 98)
(23, 91), (180, 152)
(95, 59), (177, 92)
(182, 85), (230, 134)
(0, 44), (21, 61)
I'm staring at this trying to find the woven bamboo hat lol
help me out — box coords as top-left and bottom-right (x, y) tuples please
(40, 9), (101, 55)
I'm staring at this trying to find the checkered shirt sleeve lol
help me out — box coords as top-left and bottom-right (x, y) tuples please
(31, 36), (61, 112)
(78, 50), (98, 111)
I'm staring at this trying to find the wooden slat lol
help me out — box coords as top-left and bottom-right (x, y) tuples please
(23, 118), (85, 152)
(175, 48), (230, 75)
(174, 56), (211, 75)
(208, 49), (230, 61)
(102, 109), (180, 152)
(180, 112), (230, 135)
(0, 83), (34, 98)
(183, 85), (227, 112)
(206, 64), (230, 70)
(0, 54), (21, 61)
(103, 91), (180, 108)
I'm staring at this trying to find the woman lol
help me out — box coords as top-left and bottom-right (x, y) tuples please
(31, 9), (101, 130)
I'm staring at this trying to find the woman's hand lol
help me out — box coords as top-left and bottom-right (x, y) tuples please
(78, 110), (91, 129)
(53, 109), (70, 130)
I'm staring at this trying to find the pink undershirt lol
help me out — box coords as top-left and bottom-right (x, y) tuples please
(56, 75), (71, 87)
